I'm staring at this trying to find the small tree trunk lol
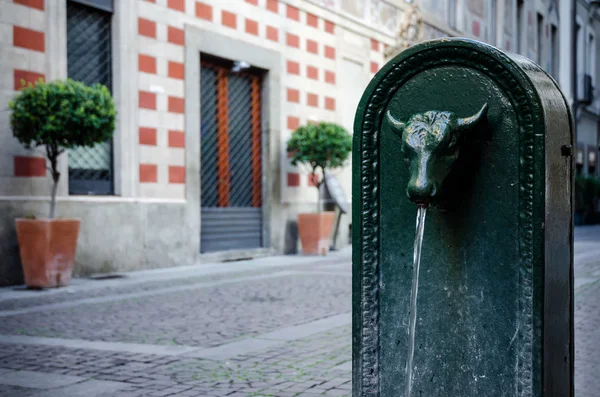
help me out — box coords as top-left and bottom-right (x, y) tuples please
(316, 183), (321, 213)
(47, 147), (61, 219)
(313, 167), (323, 214)
(49, 176), (59, 219)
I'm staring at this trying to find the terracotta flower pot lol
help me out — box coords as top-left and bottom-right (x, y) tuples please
(15, 218), (80, 288)
(297, 212), (336, 255)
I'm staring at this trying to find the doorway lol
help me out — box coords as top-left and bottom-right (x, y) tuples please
(200, 56), (264, 253)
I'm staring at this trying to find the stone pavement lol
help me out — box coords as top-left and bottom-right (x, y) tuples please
(574, 226), (600, 397)
(0, 250), (353, 397)
(0, 227), (598, 396)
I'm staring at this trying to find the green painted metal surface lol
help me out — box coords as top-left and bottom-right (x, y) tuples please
(352, 38), (574, 397)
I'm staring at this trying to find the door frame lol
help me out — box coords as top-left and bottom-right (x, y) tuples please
(185, 26), (282, 257)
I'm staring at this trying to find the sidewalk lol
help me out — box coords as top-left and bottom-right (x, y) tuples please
(0, 248), (353, 397)
(0, 246), (352, 302)
(573, 226), (600, 397)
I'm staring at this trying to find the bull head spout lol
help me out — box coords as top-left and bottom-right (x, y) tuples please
(387, 104), (489, 208)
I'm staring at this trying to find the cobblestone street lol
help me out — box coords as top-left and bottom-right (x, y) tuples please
(0, 252), (353, 397)
(0, 227), (598, 396)
(574, 226), (600, 397)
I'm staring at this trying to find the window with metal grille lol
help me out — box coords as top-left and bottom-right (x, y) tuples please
(66, 0), (114, 195)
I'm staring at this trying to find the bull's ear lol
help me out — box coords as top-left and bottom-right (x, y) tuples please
(386, 110), (405, 136)
(456, 103), (488, 133)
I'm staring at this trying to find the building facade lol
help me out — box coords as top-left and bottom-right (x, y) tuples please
(573, 0), (600, 175)
(1, 0), (598, 284)
(388, 0), (600, 177)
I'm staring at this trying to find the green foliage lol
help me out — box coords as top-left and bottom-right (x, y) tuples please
(575, 174), (600, 214)
(286, 122), (352, 186)
(9, 79), (116, 218)
(9, 79), (116, 152)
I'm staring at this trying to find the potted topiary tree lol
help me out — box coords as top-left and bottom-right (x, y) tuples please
(9, 79), (116, 288)
(287, 122), (352, 255)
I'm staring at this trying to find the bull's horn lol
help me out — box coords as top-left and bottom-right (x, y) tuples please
(457, 103), (488, 130)
(386, 110), (405, 135)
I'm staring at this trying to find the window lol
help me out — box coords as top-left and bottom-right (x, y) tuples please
(576, 23), (585, 95)
(589, 32), (596, 86)
(536, 13), (544, 65)
(66, 0), (114, 195)
(489, 0), (497, 45)
(516, 0), (524, 54)
(549, 25), (559, 78)
(448, 0), (457, 29)
(576, 146), (584, 175)
(340, 0), (363, 18)
(588, 148), (597, 175)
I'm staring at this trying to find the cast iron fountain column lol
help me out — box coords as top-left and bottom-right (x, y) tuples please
(352, 38), (574, 397)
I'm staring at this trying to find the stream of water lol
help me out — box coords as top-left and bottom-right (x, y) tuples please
(405, 206), (427, 397)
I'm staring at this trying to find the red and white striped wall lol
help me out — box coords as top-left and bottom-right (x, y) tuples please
(0, 0), (392, 204)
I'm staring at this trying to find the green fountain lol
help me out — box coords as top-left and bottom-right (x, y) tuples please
(352, 38), (574, 397)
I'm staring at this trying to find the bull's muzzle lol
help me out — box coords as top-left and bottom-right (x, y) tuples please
(407, 180), (437, 206)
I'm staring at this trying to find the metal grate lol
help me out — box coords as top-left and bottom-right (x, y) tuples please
(228, 74), (253, 207)
(200, 61), (262, 208)
(250, 79), (262, 207)
(216, 68), (231, 207)
(66, 1), (114, 195)
(200, 66), (219, 207)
